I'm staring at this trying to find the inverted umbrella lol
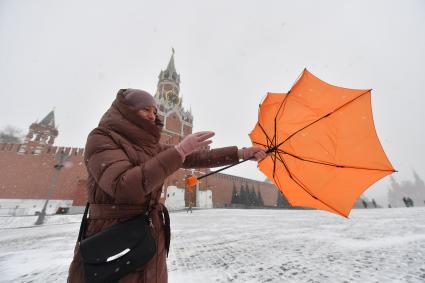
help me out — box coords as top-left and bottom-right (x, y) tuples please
(249, 69), (396, 217)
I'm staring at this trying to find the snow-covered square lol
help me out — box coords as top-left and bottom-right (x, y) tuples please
(1, 207), (424, 282)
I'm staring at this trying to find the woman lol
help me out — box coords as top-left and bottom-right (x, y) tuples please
(68, 89), (266, 282)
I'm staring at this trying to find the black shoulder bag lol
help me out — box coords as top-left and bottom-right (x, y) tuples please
(77, 127), (157, 282)
(77, 203), (156, 283)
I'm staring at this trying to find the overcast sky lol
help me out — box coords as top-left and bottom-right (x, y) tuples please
(1, 0), (424, 206)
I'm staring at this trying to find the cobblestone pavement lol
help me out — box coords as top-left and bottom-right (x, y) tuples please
(0, 207), (424, 282)
(167, 208), (425, 283)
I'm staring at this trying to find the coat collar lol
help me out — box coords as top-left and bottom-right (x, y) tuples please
(98, 94), (162, 153)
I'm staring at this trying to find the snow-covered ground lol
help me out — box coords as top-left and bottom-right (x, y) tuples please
(0, 207), (424, 283)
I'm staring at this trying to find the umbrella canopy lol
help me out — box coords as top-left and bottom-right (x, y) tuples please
(249, 69), (396, 217)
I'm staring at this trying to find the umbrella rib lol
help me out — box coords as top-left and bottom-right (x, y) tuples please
(278, 89), (371, 148)
(276, 149), (395, 172)
(275, 150), (308, 191)
(257, 122), (275, 150)
(252, 141), (269, 148)
(273, 93), (290, 152)
(271, 165), (292, 205)
(273, 150), (278, 178)
(272, 151), (297, 203)
(275, 150), (347, 217)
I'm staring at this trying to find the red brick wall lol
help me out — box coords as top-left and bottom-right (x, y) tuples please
(183, 125), (192, 136)
(0, 144), (87, 205)
(73, 179), (88, 206)
(0, 143), (279, 208)
(165, 112), (181, 134)
(204, 173), (278, 207)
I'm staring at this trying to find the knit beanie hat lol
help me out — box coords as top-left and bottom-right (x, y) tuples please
(120, 88), (157, 111)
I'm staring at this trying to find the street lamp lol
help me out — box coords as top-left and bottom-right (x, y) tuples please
(35, 150), (69, 225)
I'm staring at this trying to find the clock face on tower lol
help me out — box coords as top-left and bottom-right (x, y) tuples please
(166, 90), (179, 105)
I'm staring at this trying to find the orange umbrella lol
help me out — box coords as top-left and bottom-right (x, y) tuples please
(250, 69), (396, 217)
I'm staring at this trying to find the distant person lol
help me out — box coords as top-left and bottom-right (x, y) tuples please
(186, 201), (193, 214)
(403, 197), (408, 207)
(362, 199), (368, 208)
(67, 89), (267, 282)
(403, 197), (414, 207)
(185, 175), (195, 214)
(372, 199), (377, 208)
(408, 197), (414, 207)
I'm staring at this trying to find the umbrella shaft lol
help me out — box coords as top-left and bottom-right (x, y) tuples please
(197, 147), (276, 180)
(197, 157), (253, 180)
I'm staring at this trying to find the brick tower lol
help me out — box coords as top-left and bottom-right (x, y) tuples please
(18, 110), (58, 155)
(154, 50), (201, 206)
(154, 49), (193, 145)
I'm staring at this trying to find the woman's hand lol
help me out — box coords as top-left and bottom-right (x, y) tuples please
(175, 131), (215, 161)
(238, 147), (268, 161)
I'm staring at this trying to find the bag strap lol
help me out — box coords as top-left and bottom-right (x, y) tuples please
(76, 201), (155, 244)
(160, 203), (171, 257)
(77, 202), (90, 243)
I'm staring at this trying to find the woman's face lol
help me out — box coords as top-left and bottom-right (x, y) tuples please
(137, 106), (157, 124)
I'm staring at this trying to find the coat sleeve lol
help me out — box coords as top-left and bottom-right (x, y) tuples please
(159, 144), (239, 169)
(183, 146), (239, 168)
(85, 133), (183, 202)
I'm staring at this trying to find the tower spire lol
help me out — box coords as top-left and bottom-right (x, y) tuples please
(19, 109), (58, 155)
(166, 48), (177, 74)
(154, 50), (193, 143)
(155, 48), (181, 101)
(40, 110), (56, 128)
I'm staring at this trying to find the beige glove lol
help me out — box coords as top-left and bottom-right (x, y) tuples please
(238, 147), (268, 161)
(175, 131), (215, 161)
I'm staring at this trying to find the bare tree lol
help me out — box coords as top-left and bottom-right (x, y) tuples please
(0, 125), (24, 144)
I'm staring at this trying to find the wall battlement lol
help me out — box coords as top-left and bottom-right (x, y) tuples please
(0, 143), (22, 152)
(0, 143), (84, 156)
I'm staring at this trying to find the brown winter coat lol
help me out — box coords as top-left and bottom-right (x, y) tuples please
(67, 93), (239, 283)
